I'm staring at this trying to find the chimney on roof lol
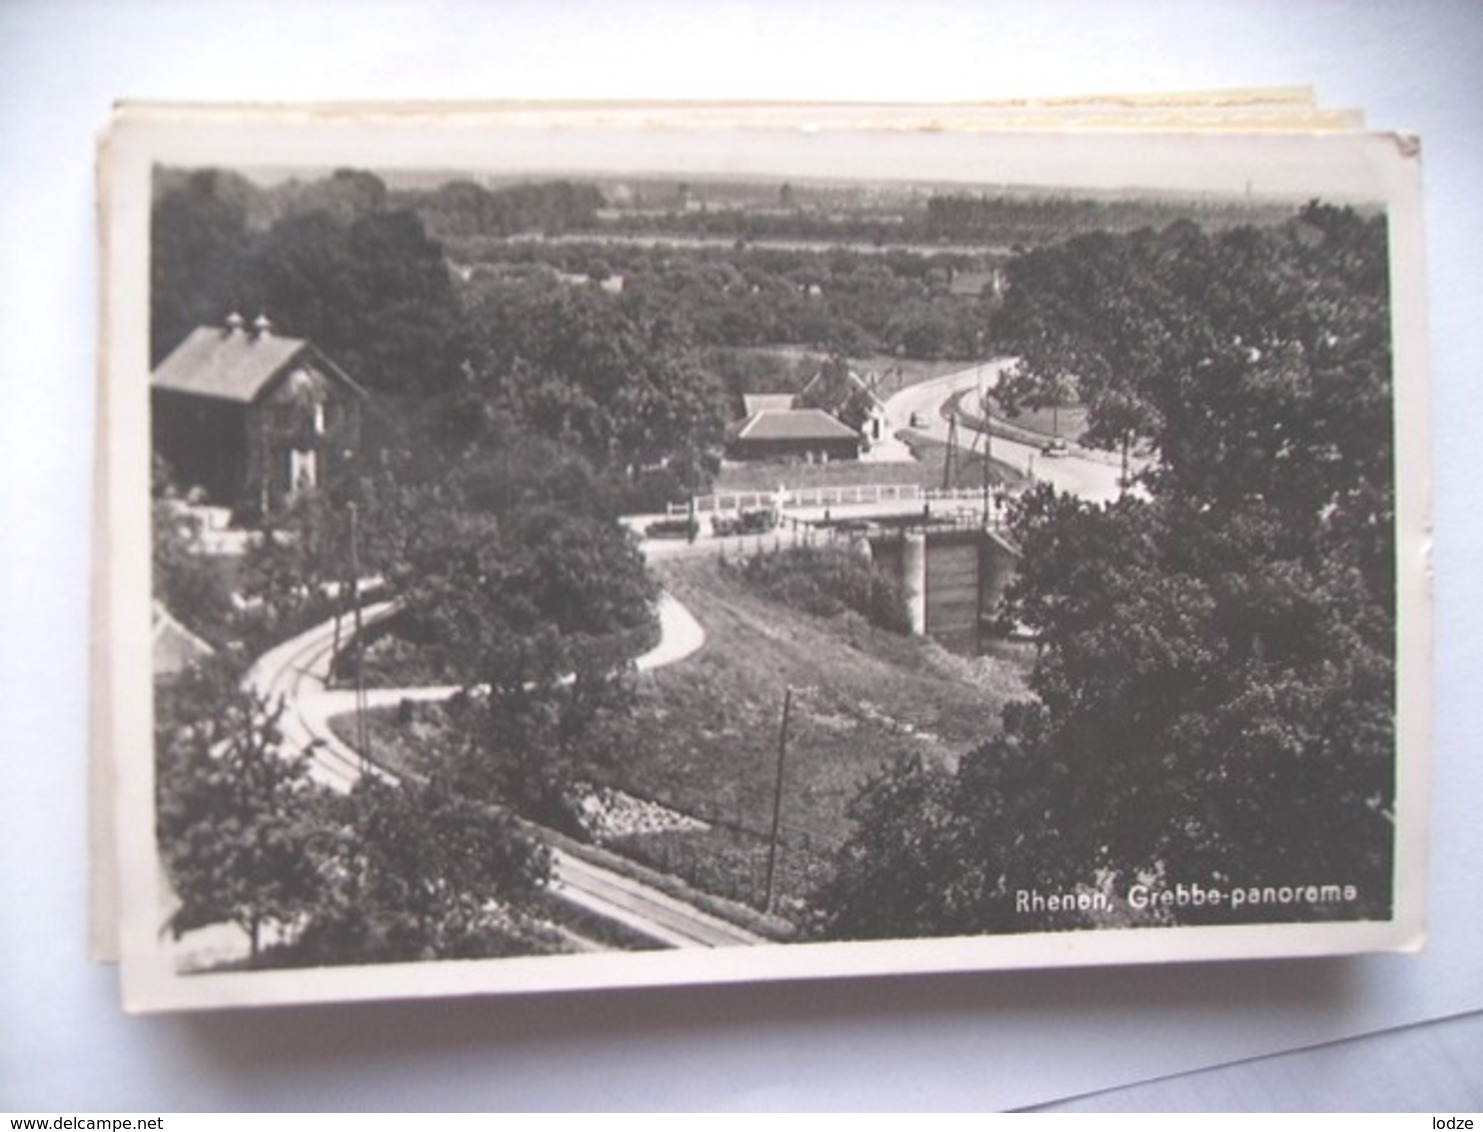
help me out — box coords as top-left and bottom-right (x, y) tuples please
(224, 311), (245, 336)
(251, 313), (272, 340)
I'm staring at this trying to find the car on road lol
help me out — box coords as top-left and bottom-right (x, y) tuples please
(645, 516), (700, 540)
(1041, 438), (1070, 458)
(711, 508), (777, 538)
(909, 411), (929, 428)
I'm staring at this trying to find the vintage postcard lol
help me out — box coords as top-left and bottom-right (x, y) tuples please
(98, 103), (1429, 1011)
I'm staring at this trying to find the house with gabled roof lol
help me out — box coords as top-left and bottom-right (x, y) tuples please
(798, 361), (891, 449)
(151, 314), (367, 517)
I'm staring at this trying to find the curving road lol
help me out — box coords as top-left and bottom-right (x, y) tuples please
(884, 358), (1135, 505)
(246, 594), (705, 791)
(244, 589), (762, 949)
(237, 360), (1135, 951)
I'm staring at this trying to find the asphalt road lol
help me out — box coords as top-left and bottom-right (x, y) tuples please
(884, 357), (1133, 505)
(231, 361), (1132, 956)
(242, 588), (761, 949)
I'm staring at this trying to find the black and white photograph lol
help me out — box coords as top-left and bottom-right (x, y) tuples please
(99, 106), (1429, 1012)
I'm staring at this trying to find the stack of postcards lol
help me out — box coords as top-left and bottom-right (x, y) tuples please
(93, 92), (1429, 1012)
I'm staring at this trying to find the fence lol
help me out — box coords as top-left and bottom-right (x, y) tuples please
(684, 506), (1005, 569)
(668, 483), (994, 518)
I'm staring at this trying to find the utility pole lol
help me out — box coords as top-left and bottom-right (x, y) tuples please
(976, 333), (991, 523)
(330, 568), (344, 686)
(763, 686), (792, 914)
(943, 412), (959, 492)
(981, 393), (995, 525)
(348, 501), (369, 771)
(977, 356), (988, 522)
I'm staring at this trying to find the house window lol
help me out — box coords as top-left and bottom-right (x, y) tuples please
(269, 446), (295, 501)
(291, 448), (317, 493)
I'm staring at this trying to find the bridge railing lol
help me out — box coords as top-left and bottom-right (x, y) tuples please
(669, 483), (1001, 517)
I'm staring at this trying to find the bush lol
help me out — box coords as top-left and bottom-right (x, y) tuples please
(611, 467), (691, 515)
(733, 544), (909, 633)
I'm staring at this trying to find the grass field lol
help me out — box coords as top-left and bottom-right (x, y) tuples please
(328, 552), (1035, 919)
(947, 389), (1088, 443)
(608, 554), (1032, 911)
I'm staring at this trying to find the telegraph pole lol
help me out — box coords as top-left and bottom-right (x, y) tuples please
(981, 395), (994, 524)
(976, 334), (991, 523)
(349, 501), (369, 770)
(763, 686), (793, 914)
(942, 413), (959, 492)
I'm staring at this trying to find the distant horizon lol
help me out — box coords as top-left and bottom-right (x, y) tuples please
(199, 163), (1364, 210)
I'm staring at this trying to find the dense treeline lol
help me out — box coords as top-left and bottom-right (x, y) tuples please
(151, 169), (729, 493)
(396, 178), (605, 238)
(151, 169), (461, 393)
(820, 204), (1397, 936)
(922, 192), (1296, 245)
(151, 166), (1005, 491)
(454, 238), (999, 360)
(590, 189), (1293, 249)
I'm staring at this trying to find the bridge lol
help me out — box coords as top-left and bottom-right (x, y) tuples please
(867, 524), (1021, 654)
(656, 486), (1022, 655)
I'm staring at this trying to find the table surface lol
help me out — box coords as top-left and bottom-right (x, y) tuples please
(3, 0), (1481, 1111)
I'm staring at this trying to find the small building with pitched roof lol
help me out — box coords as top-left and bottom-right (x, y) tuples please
(727, 406), (861, 463)
(151, 315), (366, 516)
(948, 268), (1003, 300)
(741, 393), (798, 416)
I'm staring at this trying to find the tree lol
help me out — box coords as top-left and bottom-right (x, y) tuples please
(151, 455), (234, 643)
(813, 754), (982, 939)
(156, 675), (331, 959)
(287, 776), (552, 964)
(459, 281), (728, 483)
(397, 497), (659, 829)
(240, 207), (462, 395)
(156, 657), (557, 968)
(233, 489), (349, 648)
(819, 205), (1396, 936)
(287, 167), (388, 227)
(151, 167), (464, 394)
(150, 169), (254, 360)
